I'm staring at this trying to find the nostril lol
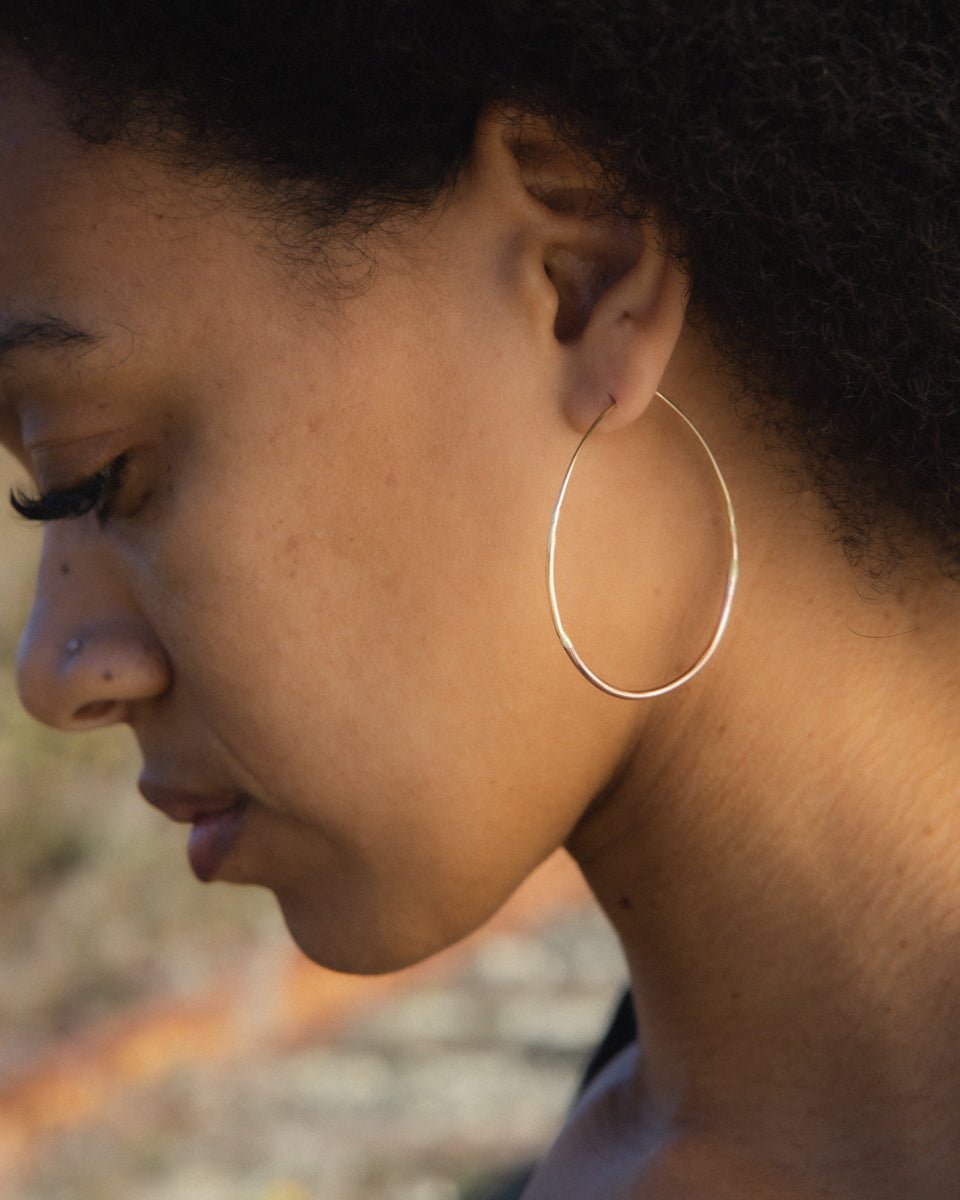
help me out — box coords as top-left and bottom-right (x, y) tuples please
(73, 699), (122, 723)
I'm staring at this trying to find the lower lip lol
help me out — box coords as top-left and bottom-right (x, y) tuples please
(188, 800), (248, 882)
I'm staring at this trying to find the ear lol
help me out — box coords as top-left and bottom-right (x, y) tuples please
(475, 109), (689, 435)
(557, 223), (689, 435)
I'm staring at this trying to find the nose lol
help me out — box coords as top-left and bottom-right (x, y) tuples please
(15, 538), (171, 731)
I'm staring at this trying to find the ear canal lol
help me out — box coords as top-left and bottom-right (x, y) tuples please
(545, 245), (641, 345)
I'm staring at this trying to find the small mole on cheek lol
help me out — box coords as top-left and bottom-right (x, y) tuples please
(617, 895), (634, 911)
(60, 562), (71, 576)
(102, 671), (114, 682)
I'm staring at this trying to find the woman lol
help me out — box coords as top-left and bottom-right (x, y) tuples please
(0, 3), (958, 1197)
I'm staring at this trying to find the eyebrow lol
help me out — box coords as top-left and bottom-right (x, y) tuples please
(0, 316), (103, 365)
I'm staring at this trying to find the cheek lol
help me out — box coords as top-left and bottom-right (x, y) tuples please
(146, 448), (540, 823)
(131, 333), (638, 966)
(154, 382), (617, 790)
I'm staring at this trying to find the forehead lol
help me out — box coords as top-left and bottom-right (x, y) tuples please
(0, 57), (290, 359)
(0, 58), (146, 255)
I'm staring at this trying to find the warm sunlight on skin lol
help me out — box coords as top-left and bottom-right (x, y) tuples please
(0, 61), (683, 974)
(4, 51), (960, 1200)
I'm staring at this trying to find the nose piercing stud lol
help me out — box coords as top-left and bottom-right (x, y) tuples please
(66, 637), (84, 655)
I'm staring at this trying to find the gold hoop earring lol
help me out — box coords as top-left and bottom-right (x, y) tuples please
(546, 391), (739, 700)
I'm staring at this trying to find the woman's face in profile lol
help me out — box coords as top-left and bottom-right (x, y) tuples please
(0, 63), (640, 972)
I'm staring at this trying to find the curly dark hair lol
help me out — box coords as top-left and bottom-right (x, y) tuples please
(2, 1), (958, 573)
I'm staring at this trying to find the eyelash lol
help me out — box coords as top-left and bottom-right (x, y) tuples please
(9, 454), (131, 524)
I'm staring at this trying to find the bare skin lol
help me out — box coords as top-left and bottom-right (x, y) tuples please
(1, 58), (958, 1198)
(526, 336), (960, 1199)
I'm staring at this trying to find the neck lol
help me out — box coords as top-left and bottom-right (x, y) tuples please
(567, 372), (960, 1196)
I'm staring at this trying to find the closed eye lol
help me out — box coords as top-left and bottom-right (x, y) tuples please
(10, 454), (130, 524)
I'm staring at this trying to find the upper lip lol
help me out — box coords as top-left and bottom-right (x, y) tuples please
(138, 779), (249, 824)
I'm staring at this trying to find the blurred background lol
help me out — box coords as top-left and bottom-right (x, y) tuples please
(0, 455), (627, 1200)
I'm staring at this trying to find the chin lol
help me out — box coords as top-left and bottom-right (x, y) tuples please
(273, 890), (461, 977)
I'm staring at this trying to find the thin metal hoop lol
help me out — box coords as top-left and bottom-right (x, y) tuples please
(546, 391), (739, 700)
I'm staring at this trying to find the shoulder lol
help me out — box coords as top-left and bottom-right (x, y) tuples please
(525, 1052), (815, 1200)
(521, 1042), (665, 1200)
